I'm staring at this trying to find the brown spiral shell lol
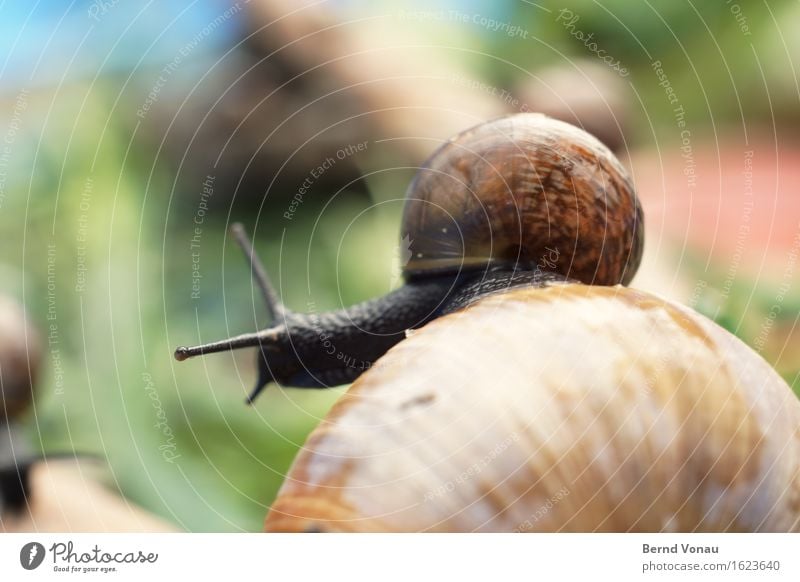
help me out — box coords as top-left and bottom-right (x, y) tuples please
(400, 114), (643, 285)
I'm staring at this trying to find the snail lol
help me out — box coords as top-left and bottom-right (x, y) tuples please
(264, 284), (800, 532)
(174, 113), (644, 401)
(0, 295), (41, 423)
(0, 296), (177, 532)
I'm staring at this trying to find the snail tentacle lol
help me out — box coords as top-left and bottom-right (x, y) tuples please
(174, 269), (462, 401)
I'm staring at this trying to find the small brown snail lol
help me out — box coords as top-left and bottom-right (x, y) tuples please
(0, 295), (42, 513)
(0, 296), (177, 531)
(174, 114), (644, 401)
(264, 285), (800, 532)
(0, 295), (41, 423)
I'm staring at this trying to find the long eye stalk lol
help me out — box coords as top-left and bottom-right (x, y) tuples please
(174, 225), (461, 404)
(229, 223), (287, 321)
(174, 223), (289, 401)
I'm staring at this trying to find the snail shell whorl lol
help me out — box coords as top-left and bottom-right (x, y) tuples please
(0, 297), (41, 422)
(401, 114), (643, 285)
(265, 285), (800, 532)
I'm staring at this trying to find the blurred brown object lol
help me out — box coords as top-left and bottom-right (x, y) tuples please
(1, 460), (178, 532)
(243, 0), (502, 153)
(515, 60), (631, 152)
(140, 0), (503, 211)
(0, 296), (175, 532)
(0, 296), (41, 422)
(630, 133), (800, 272)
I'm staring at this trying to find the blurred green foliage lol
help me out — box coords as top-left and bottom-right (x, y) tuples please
(479, 0), (800, 135)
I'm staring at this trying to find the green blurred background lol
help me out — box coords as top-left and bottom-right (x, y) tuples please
(2, 0), (799, 531)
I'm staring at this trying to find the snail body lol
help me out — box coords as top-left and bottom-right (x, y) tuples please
(264, 284), (800, 532)
(175, 114), (643, 400)
(0, 296), (41, 422)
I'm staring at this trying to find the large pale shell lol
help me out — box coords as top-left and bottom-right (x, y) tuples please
(400, 114), (643, 285)
(265, 285), (800, 532)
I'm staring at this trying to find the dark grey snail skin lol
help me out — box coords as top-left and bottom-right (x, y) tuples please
(174, 229), (565, 402)
(174, 114), (644, 403)
(176, 270), (458, 396)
